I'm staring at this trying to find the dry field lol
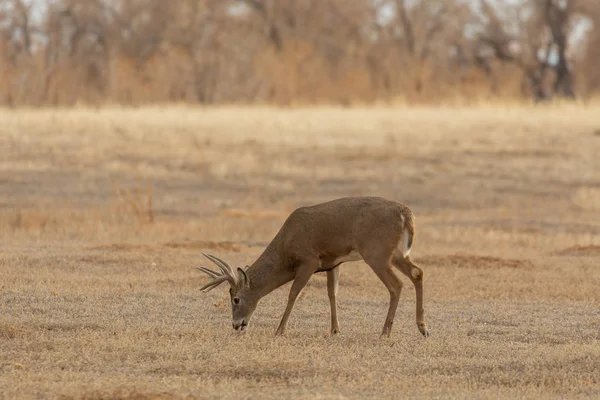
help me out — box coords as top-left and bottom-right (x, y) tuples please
(1, 105), (599, 399)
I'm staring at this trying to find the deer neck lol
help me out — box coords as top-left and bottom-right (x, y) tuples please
(246, 240), (294, 298)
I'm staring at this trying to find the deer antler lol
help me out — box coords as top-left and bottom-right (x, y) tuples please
(196, 252), (238, 292)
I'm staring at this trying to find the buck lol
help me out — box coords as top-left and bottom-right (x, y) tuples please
(197, 196), (429, 338)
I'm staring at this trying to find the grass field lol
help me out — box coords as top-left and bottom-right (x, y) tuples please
(1, 105), (599, 399)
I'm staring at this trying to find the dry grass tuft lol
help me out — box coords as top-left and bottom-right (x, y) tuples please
(110, 180), (155, 224)
(1, 106), (599, 399)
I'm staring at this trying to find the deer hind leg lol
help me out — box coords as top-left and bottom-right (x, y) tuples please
(275, 259), (318, 336)
(327, 265), (341, 335)
(363, 254), (403, 338)
(392, 253), (430, 337)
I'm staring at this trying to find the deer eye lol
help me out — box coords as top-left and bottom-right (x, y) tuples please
(233, 298), (240, 305)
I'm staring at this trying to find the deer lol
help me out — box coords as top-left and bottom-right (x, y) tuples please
(196, 196), (430, 338)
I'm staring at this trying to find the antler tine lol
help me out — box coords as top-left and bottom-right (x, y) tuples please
(202, 252), (237, 282)
(196, 263), (233, 292)
(196, 266), (221, 279)
(206, 253), (234, 274)
(199, 275), (229, 292)
(202, 253), (230, 276)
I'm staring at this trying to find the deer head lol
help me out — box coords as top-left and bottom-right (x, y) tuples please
(197, 253), (258, 332)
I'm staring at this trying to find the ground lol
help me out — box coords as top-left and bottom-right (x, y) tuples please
(0, 106), (599, 399)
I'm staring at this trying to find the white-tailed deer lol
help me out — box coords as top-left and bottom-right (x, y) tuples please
(197, 196), (429, 338)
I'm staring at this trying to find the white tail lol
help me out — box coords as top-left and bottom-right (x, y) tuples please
(196, 196), (429, 338)
(401, 226), (412, 258)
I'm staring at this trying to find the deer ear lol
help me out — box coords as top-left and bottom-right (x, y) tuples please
(237, 267), (249, 286)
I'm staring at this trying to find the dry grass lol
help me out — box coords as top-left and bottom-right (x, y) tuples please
(1, 105), (599, 399)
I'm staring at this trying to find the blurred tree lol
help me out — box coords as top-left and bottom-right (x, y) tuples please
(0, 0), (598, 105)
(475, 0), (593, 100)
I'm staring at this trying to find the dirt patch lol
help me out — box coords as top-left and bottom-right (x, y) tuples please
(196, 366), (319, 383)
(555, 245), (600, 256)
(483, 149), (568, 158)
(87, 243), (160, 252)
(0, 323), (24, 339)
(38, 322), (103, 333)
(163, 240), (240, 252)
(78, 255), (138, 266)
(70, 390), (178, 400)
(1, 322), (101, 339)
(88, 240), (241, 253)
(219, 208), (288, 219)
(417, 253), (534, 269)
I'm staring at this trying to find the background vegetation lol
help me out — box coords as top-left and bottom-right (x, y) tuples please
(1, 0), (600, 106)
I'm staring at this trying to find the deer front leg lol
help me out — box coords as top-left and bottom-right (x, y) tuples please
(327, 266), (341, 335)
(275, 262), (316, 336)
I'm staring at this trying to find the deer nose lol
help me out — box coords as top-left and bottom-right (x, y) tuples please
(232, 320), (246, 331)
